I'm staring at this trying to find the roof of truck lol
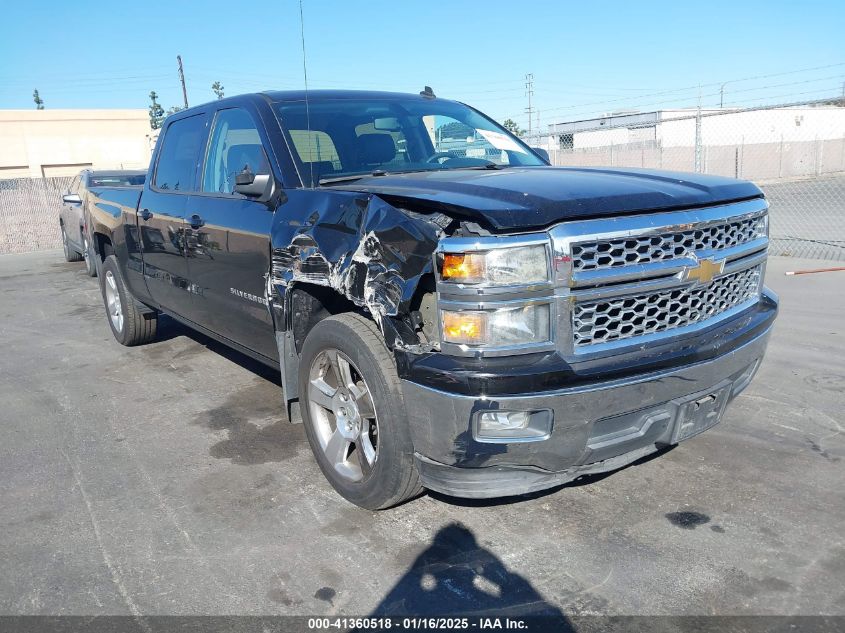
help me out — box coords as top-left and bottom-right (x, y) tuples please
(261, 89), (441, 102)
(167, 90), (446, 119)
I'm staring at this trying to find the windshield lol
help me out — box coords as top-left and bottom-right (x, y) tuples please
(274, 97), (544, 186)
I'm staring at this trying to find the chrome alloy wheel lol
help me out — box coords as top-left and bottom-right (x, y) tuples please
(307, 349), (379, 482)
(82, 235), (91, 268)
(104, 270), (124, 332)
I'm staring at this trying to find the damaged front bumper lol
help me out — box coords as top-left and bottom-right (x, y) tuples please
(401, 306), (775, 499)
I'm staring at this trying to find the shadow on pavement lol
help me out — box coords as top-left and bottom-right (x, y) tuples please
(369, 523), (573, 629)
(156, 314), (281, 385)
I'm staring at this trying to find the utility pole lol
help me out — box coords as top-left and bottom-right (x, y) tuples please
(525, 73), (534, 143)
(695, 84), (703, 173)
(177, 55), (189, 109)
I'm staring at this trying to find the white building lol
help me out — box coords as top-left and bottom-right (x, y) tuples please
(548, 106), (845, 151)
(0, 109), (155, 179)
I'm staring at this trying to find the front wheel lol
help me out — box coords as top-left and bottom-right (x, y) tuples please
(298, 313), (421, 509)
(100, 255), (157, 346)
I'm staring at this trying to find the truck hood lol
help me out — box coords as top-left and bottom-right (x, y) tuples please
(330, 166), (763, 231)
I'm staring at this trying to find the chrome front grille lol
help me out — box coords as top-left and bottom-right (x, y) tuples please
(550, 198), (770, 358)
(571, 213), (767, 272)
(572, 265), (763, 347)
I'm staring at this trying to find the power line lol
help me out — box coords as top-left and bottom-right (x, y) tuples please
(524, 61), (845, 118)
(531, 88), (844, 137)
(516, 74), (845, 128)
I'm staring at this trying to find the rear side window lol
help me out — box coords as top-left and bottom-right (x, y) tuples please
(154, 115), (206, 192)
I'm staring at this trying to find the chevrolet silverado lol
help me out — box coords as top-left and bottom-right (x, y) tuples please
(87, 89), (778, 509)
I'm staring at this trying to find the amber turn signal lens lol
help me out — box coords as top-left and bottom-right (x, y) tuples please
(441, 252), (485, 283)
(442, 311), (487, 345)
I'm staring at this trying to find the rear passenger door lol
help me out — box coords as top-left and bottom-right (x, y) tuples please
(140, 112), (208, 314)
(181, 106), (277, 360)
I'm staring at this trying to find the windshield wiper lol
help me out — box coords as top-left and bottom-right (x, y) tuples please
(318, 163), (504, 186)
(318, 169), (392, 186)
(436, 162), (507, 172)
(317, 174), (368, 185)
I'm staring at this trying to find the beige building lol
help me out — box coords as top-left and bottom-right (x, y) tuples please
(0, 109), (156, 179)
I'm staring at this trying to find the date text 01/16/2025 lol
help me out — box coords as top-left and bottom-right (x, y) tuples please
(307, 617), (530, 629)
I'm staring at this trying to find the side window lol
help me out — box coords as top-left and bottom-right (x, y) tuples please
(202, 108), (270, 194)
(154, 114), (206, 192)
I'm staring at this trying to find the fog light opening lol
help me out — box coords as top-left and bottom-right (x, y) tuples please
(475, 409), (553, 443)
(479, 411), (530, 431)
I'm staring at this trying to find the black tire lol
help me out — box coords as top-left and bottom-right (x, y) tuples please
(298, 313), (422, 510)
(100, 255), (157, 346)
(82, 232), (97, 277)
(61, 225), (83, 262)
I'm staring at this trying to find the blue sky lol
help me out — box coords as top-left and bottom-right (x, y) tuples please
(0, 0), (842, 130)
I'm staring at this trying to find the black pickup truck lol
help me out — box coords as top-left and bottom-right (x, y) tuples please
(88, 89), (778, 509)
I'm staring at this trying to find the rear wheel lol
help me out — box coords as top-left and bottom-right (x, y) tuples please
(298, 313), (421, 509)
(100, 255), (157, 346)
(82, 233), (97, 277)
(61, 225), (82, 262)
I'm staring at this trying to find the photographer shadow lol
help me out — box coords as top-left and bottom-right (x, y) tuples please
(369, 523), (573, 630)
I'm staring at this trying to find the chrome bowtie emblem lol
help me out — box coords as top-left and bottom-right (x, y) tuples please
(682, 257), (725, 285)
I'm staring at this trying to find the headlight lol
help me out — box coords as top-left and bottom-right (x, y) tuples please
(441, 304), (551, 347)
(439, 245), (549, 286)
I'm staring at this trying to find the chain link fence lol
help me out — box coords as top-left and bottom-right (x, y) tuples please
(0, 177), (73, 255)
(543, 99), (845, 260)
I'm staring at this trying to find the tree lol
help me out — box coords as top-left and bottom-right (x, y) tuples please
(439, 121), (474, 140)
(148, 91), (165, 129)
(165, 105), (185, 116)
(33, 89), (44, 110)
(502, 118), (524, 137)
(211, 81), (224, 100)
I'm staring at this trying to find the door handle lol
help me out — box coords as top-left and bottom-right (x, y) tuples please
(189, 214), (205, 229)
(139, 208), (153, 221)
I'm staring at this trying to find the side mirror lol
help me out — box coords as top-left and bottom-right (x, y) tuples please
(234, 166), (272, 197)
(63, 193), (82, 205)
(531, 147), (550, 164)
(235, 167), (255, 187)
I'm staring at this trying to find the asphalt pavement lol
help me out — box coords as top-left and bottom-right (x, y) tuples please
(0, 250), (843, 618)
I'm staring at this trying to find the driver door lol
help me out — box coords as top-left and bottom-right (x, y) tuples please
(180, 105), (278, 360)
